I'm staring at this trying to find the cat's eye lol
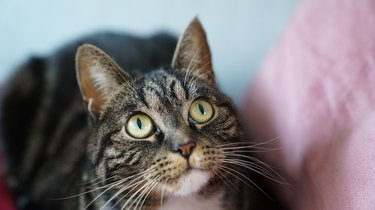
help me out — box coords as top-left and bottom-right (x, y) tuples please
(126, 114), (154, 139)
(189, 99), (214, 124)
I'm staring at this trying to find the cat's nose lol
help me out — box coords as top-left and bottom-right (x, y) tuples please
(174, 143), (196, 159)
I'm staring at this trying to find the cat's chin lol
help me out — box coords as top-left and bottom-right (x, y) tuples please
(162, 169), (211, 197)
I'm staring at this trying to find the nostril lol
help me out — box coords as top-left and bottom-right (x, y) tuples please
(176, 143), (196, 159)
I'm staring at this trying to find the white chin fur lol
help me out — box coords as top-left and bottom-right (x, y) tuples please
(166, 169), (211, 197)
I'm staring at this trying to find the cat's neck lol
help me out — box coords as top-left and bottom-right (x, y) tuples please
(160, 189), (224, 210)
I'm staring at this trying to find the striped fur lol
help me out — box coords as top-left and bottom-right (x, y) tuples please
(1, 20), (283, 210)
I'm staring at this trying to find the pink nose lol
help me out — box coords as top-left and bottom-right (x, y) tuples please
(176, 143), (196, 159)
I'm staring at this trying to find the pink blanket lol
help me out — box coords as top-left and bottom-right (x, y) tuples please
(242, 0), (375, 209)
(0, 153), (14, 210)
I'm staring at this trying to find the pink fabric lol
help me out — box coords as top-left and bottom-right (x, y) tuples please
(242, 0), (375, 209)
(0, 86), (15, 210)
(0, 153), (15, 210)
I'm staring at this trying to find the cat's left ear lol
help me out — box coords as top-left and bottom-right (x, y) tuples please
(76, 44), (131, 119)
(171, 18), (215, 85)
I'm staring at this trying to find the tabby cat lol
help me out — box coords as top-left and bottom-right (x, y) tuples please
(1, 19), (282, 210)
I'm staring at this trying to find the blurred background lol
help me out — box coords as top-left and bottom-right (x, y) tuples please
(0, 0), (299, 102)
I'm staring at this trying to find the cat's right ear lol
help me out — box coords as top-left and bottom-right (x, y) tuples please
(171, 18), (215, 85)
(76, 44), (131, 119)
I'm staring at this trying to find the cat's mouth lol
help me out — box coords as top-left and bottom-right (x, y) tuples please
(152, 147), (219, 197)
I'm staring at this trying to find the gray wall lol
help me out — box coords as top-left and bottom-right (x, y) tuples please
(0, 0), (299, 102)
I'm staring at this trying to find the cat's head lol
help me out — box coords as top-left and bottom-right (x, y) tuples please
(76, 19), (242, 198)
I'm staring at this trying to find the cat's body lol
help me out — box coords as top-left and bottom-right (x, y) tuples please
(1, 32), (177, 210)
(1, 20), (281, 210)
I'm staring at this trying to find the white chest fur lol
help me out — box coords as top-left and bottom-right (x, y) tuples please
(160, 190), (224, 210)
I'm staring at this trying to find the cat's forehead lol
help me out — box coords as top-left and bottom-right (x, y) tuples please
(136, 69), (180, 84)
(105, 70), (184, 126)
(112, 68), (217, 118)
(135, 69), (193, 94)
(132, 69), (189, 109)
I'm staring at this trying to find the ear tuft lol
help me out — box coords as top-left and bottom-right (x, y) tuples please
(76, 44), (131, 118)
(172, 18), (215, 85)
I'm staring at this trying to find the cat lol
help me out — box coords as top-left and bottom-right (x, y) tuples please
(1, 19), (283, 210)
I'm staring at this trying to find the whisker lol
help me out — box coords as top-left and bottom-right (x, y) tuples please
(50, 173), (138, 201)
(159, 179), (168, 210)
(221, 159), (288, 186)
(221, 146), (280, 153)
(224, 152), (287, 183)
(137, 179), (159, 210)
(137, 178), (160, 210)
(83, 183), (122, 209)
(216, 137), (279, 148)
(222, 158), (277, 178)
(120, 175), (160, 210)
(133, 178), (158, 209)
(84, 175), (117, 188)
(78, 175), (103, 186)
(215, 164), (253, 190)
(107, 177), (147, 210)
(98, 176), (147, 210)
(224, 152), (283, 172)
(215, 164), (271, 199)
(83, 170), (152, 209)
(212, 169), (236, 192)
(99, 185), (129, 210)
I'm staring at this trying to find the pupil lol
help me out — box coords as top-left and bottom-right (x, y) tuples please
(136, 118), (142, 129)
(198, 104), (205, 115)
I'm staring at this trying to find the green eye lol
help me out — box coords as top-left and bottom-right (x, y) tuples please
(127, 114), (154, 139)
(189, 100), (214, 124)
